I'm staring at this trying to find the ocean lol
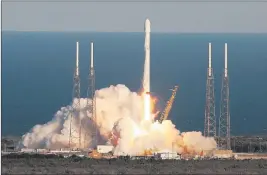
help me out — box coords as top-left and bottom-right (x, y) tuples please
(2, 32), (267, 136)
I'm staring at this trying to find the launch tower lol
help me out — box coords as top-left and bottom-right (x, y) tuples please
(87, 42), (97, 148)
(69, 42), (82, 149)
(219, 43), (231, 149)
(204, 43), (216, 137)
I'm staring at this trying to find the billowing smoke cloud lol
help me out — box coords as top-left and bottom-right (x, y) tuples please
(111, 119), (217, 156)
(20, 84), (217, 156)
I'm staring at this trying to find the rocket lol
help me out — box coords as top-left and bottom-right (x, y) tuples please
(143, 18), (151, 93)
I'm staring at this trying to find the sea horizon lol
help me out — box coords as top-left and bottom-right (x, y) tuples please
(2, 32), (267, 137)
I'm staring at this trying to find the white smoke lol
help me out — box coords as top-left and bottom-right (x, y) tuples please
(21, 84), (217, 155)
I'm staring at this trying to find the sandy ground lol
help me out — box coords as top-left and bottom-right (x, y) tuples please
(2, 156), (267, 174)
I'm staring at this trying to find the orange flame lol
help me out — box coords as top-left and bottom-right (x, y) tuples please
(142, 91), (158, 121)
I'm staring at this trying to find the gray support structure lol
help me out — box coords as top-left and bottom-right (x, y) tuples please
(204, 43), (216, 137)
(219, 43), (231, 150)
(87, 42), (97, 149)
(69, 41), (81, 149)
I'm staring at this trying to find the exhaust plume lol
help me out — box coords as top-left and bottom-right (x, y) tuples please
(20, 84), (217, 156)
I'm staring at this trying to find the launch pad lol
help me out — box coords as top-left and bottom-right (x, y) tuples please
(10, 18), (266, 162)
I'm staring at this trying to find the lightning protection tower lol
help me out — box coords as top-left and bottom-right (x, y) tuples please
(204, 43), (216, 137)
(219, 43), (231, 150)
(86, 42), (97, 148)
(69, 41), (82, 149)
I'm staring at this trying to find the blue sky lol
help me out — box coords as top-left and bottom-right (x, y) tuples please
(2, 0), (267, 32)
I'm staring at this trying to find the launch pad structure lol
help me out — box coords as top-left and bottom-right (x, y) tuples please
(219, 43), (231, 150)
(69, 42), (82, 149)
(68, 41), (97, 150)
(204, 43), (216, 137)
(86, 42), (98, 148)
(158, 86), (179, 124)
(204, 42), (231, 151)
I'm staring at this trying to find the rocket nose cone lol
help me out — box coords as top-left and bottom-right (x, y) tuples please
(145, 18), (151, 32)
(145, 18), (151, 26)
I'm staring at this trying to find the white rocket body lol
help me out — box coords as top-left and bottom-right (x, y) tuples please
(143, 19), (151, 93)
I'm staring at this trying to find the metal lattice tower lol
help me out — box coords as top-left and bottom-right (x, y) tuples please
(86, 42), (97, 148)
(158, 86), (179, 124)
(69, 41), (82, 149)
(219, 43), (231, 149)
(204, 43), (216, 137)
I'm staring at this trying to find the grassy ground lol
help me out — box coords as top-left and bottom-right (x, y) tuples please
(2, 155), (267, 174)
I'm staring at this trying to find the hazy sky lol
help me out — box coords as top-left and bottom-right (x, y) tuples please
(2, 0), (267, 32)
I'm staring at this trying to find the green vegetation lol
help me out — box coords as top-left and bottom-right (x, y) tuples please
(2, 156), (267, 174)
